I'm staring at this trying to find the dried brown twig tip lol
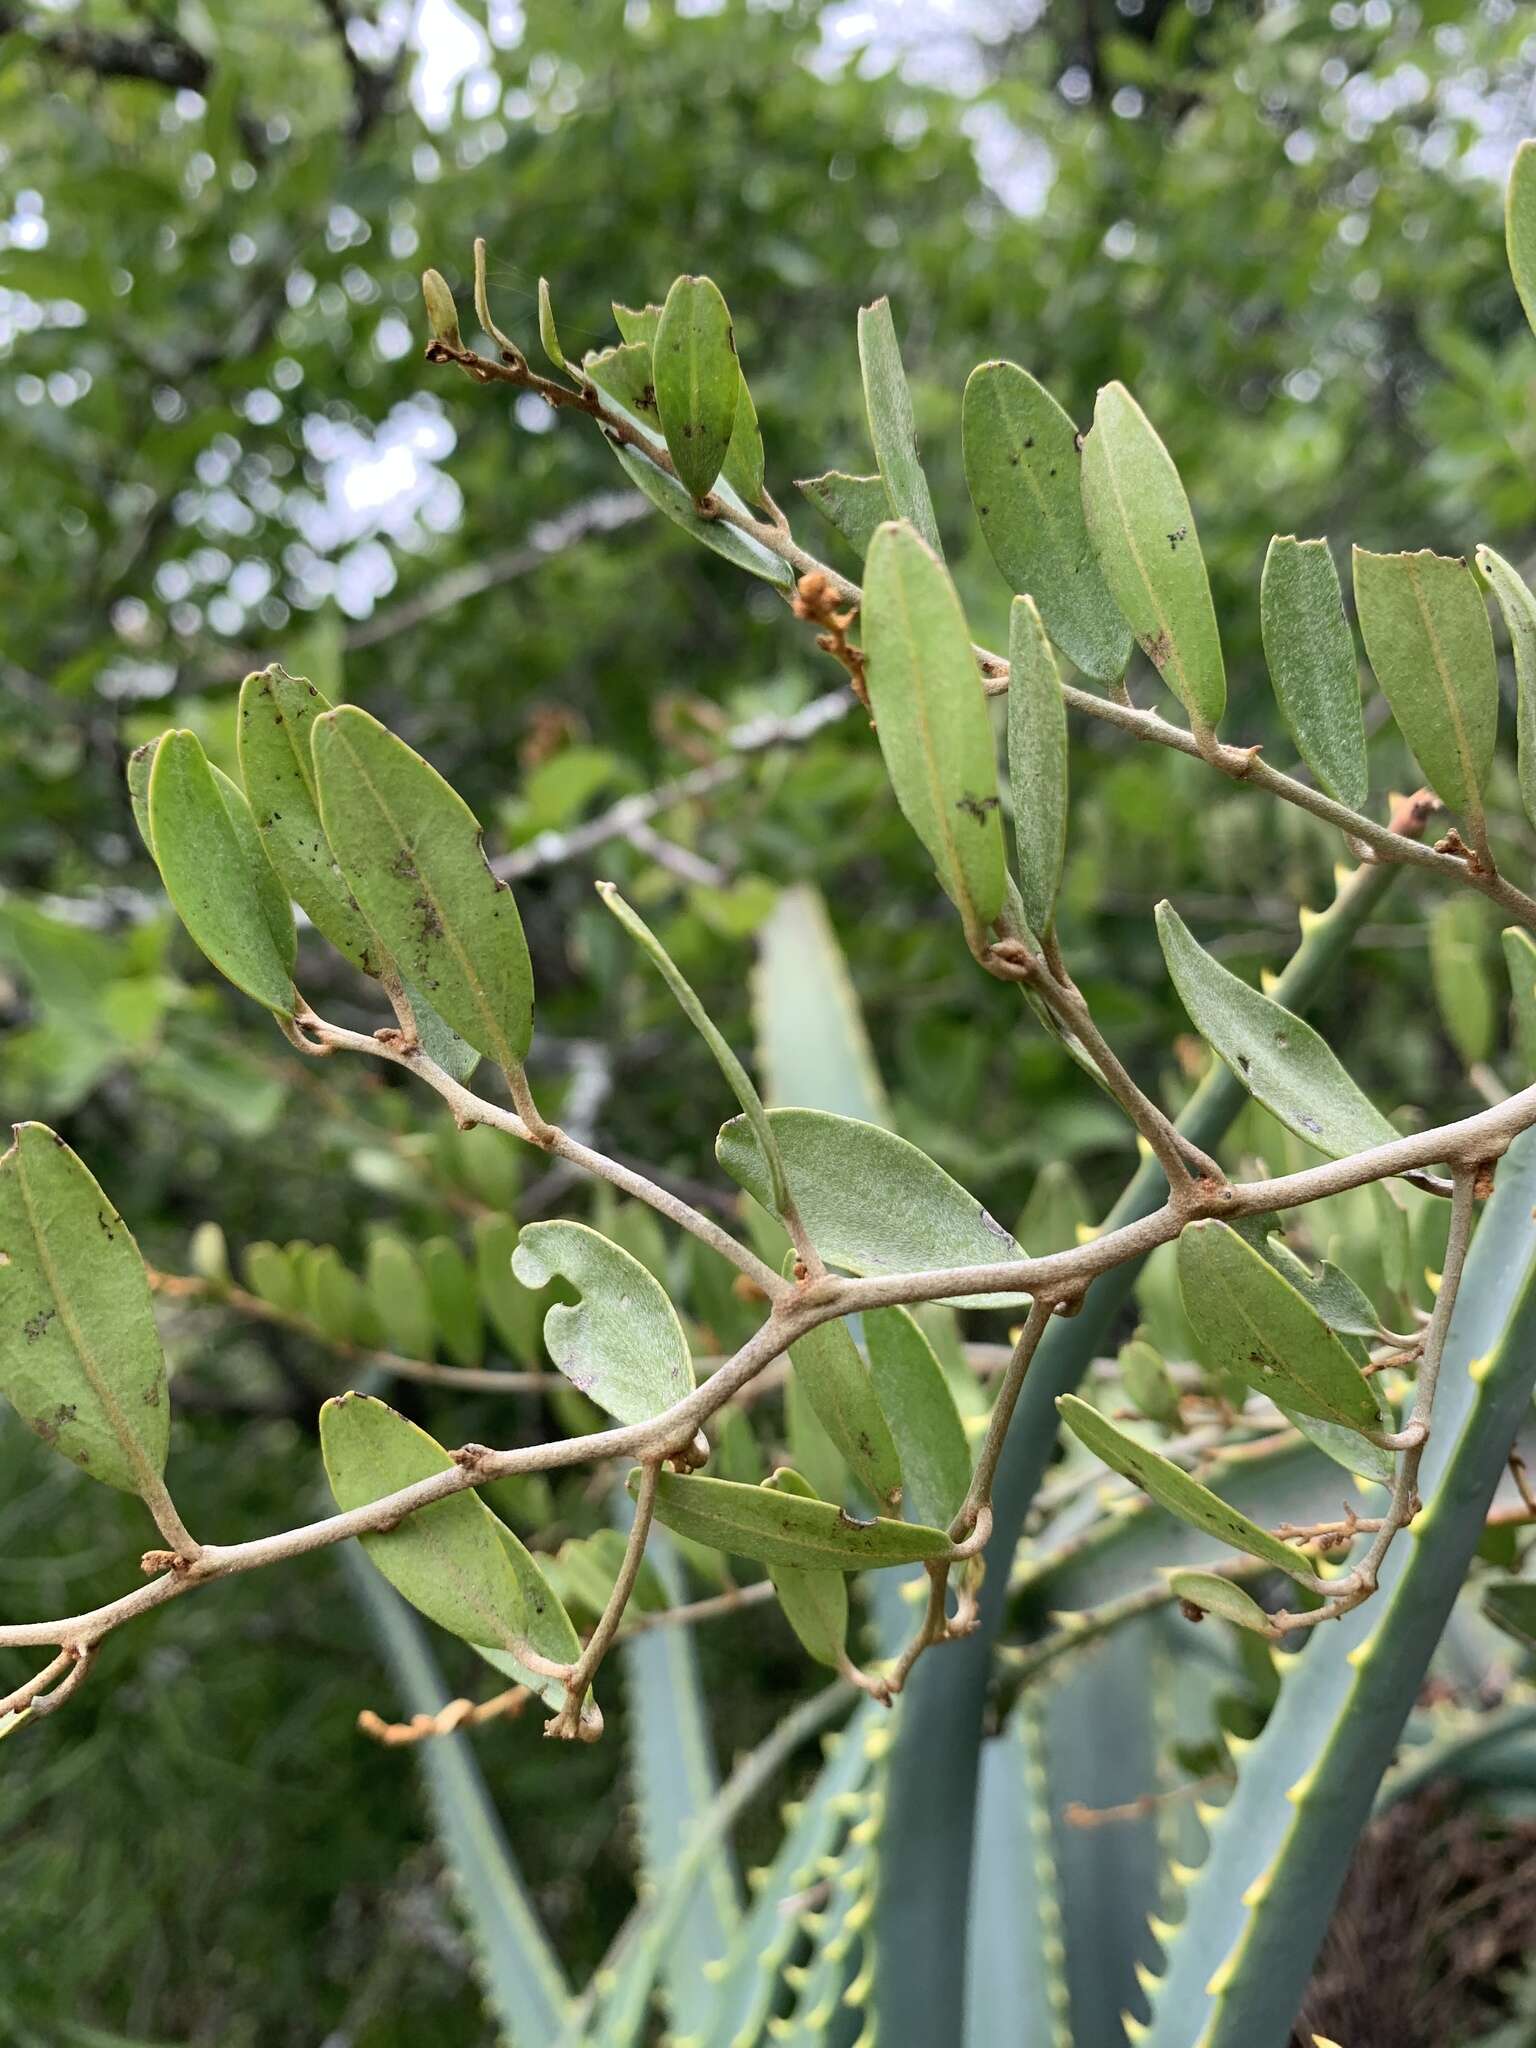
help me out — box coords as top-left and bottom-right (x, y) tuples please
(358, 1684), (532, 1747)
(1388, 786), (1439, 838)
(793, 570), (869, 707)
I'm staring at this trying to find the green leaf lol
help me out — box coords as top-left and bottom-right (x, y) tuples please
(511, 1220), (692, 1423)
(964, 1702), (1073, 2048)
(721, 369), (765, 508)
(537, 275), (567, 371)
(475, 1520), (588, 1718)
(762, 1468), (850, 1669)
(637, 1468), (951, 1570)
(1504, 927), (1536, 1076)
(0, 1123), (168, 1495)
(610, 434), (793, 585)
(794, 470), (892, 559)
(1429, 895), (1496, 1066)
(961, 359), (1132, 683)
(398, 978), (481, 1086)
(612, 301), (662, 348)
(1506, 138), (1536, 341)
(1177, 1220), (1380, 1432)
(1166, 1569), (1277, 1637)
(1483, 1576), (1536, 1652)
(1080, 381), (1225, 733)
(242, 1239), (302, 1315)
(787, 1312), (903, 1514)
(303, 1244), (365, 1346)
(1259, 536), (1368, 810)
(863, 1306), (970, 1529)
(716, 1107), (1027, 1307)
(1284, 1406), (1396, 1489)
(420, 268), (463, 350)
(1119, 1334), (1181, 1431)
(751, 884), (893, 1127)
(653, 274), (739, 500)
(861, 520), (1006, 947)
(857, 297), (942, 556)
(1006, 594), (1070, 937)
(311, 705), (534, 1069)
(148, 730), (297, 1017)
(473, 1213), (543, 1366)
(126, 741), (156, 853)
(321, 1392), (563, 1659)
(1351, 547), (1497, 835)
(1260, 1240), (1381, 1339)
(421, 1236), (483, 1370)
(1055, 1395), (1313, 1580)
(583, 340), (659, 422)
(1156, 901), (1399, 1158)
(1476, 544), (1536, 833)
(237, 665), (381, 974)
(366, 1233), (435, 1361)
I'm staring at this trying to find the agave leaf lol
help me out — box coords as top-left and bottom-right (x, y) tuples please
(1352, 546), (1497, 837)
(0, 1123), (168, 1495)
(1476, 543), (1536, 834)
(762, 1467), (850, 1669)
(858, 296), (942, 554)
(787, 1312), (903, 1514)
(637, 1468), (950, 1570)
(1007, 594), (1070, 938)
(962, 358), (1131, 683)
(1166, 1568), (1277, 1637)
(716, 1107), (1027, 1307)
(863, 1307), (970, 1529)
(312, 705), (534, 1069)
(964, 1699), (1073, 2048)
(1259, 536), (1368, 810)
(1177, 1220), (1380, 1432)
(1056, 1395), (1312, 1580)
(751, 885), (893, 1126)
(1080, 381), (1225, 734)
(148, 730), (297, 1016)
(1157, 901), (1398, 1158)
(511, 1220), (692, 1424)
(653, 273), (739, 500)
(794, 469), (892, 558)
(861, 519), (1006, 947)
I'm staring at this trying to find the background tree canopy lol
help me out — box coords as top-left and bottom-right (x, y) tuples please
(4, 2), (1536, 2041)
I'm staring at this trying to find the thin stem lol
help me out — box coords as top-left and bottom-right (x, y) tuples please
(547, 1463), (661, 1740)
(953, 1295), (1057, 1541)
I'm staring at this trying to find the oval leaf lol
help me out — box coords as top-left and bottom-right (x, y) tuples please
(473, 1213), (542, 1365)
(787, 1312), (903, 1515)
(1259, 537), (1368, 810)
(962, 359), (1132, 683)
(653, 274), (739, 501)
(476, 1519), (588, 1718)
(311, 705), (534, 1069)
(422, 1235), (484, 1371)
(148, 730), (297, 1017)
(1504, 926), (1536, 1077)
(511, 1220), (692, 1424)
(0, 1123), (168, 1494)
(1352, 546), (1497, 834)
(1080, 381), (1226, 734)
(1119, 1335), (1181, 1431)
(862, 519), (1006, 946)
(1476, 544), (1536, 834)
(721, 369), (765, 508)
(795, 470), (892, 560)
(857, 297), (942, 556)
(1167, 1570), (1277, 1638)
(1156, 901), (1399, 1158)
(636, 1468), (951, 1570)
(716, 1107), (1028, 1307)
(1177, 1220), (1380, 1432)
(863, 1306), (970, 1529)
(1507, 139), (1536, 341)
(762, 1467), (849, 1669)
(1007, 594), (1069, 938)
(367, 1232), (435, 1361)
(1055, 1395), (1312, 1581)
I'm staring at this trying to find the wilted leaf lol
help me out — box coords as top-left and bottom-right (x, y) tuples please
(716, 1107), (1028, 1307)
(537, 276), (567, 371)
(637, 1468), (951, 1569)
(961, 359), (1132, 683)
(0, 1123), (168, 1494)
(795, 470), (892, 559)
(861, 519), (1006, 947)
(762, 1467), (849, 1668)
(787, 1312), (903, 1514)
(511, 1220), (692, 1423)
(863, 1307), (970, 1528)
(148, 730), (297, 1017)
(1056, 1395), (1313, 1581)
(1007, 594), (1069, 938)
(1177, 1220), (1380, 1432)
(1080, 381), (1225, 734)
(1167, 1570), (1277, 1637)
(653, 274), (739, 500)
(1352, 547), (1497, 838)
(1157, 901), (1399, 1158)
(858, 296), (942, 555)
(1476, 544), (1536, 834)
(1259, 537), (1368, 810)
(312, 705), (534, 1069)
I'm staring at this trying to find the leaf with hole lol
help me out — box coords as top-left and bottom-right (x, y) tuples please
(1056, 1395), (1313, 1581)
(1157, 902), (1398, 1158)
(636, 1468), (951, 1570)
(861, 519), (1005, 947)
(512, 1220), (692, 1424)
(863, 1307), (970, 1528)
(0, 1123), (169, 1495)
(1080, 381), (1225, 733)
(1007, 594), (1069, 938)
(795, 470), (892, 559)
(787, 1311), (902, 1515)
(717, 1108), (1027, 1307)
(312, 705), (534, 1069)
(858, 297), (942, 555)
(761, 1468), (849, 1669)
(653, 274), (739, 500)
(1259, 537), (1368, 810)
(148, 730), (297, 1017)
(962, 359), (1131, 682)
